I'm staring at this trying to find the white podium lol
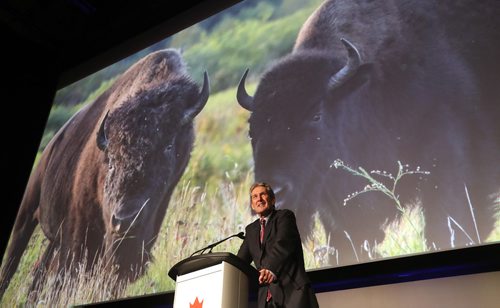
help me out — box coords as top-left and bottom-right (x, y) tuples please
(168, 252), (258, 308)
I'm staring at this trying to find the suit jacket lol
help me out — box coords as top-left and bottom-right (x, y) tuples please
(237, 209), (319, 308)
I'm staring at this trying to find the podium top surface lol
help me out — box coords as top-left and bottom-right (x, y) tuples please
(168, 252), (258, 282)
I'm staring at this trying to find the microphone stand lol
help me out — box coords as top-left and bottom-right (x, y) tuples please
(190, 232), (245, 257)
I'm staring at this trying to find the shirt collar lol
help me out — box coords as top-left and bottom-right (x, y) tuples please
(259, 209), (275, 223)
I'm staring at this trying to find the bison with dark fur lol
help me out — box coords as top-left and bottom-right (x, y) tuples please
(237, 0), (500, 265)
(0, 49), (209, 298)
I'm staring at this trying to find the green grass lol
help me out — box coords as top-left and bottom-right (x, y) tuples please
(0, 226), (46, 307)
(486, 193), (500, 242)
(376, 202), (428, 257)
(126, 174), (256, 296)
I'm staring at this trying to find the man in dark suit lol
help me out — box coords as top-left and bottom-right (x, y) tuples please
(237, 182), (319, 308)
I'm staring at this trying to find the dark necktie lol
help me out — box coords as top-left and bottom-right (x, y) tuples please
(259, 217), (272, 302)
(260, 217), (266, 244)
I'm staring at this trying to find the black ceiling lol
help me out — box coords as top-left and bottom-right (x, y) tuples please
(0, 0), (238, 262)
(2, 0), (207, 70)
(2, 0), (241, 84)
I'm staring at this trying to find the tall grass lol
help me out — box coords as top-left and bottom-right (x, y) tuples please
(331, 159), (430, 257)
(486, 192), (500, 242)
(28, 253), (128, 307)
(0, 230), (127, 307)
(126, 175), (256, 296)
(0, 226), (47, 306)
(376, 202), (428, 257)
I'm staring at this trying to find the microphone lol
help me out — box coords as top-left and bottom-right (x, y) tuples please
(190, 232), (245, 257)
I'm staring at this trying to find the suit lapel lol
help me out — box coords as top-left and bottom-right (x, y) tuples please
(249, 219), (261, 247)
(247, 219), (263, 266)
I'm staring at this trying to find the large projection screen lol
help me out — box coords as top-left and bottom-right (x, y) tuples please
(1, 0), (499, 306)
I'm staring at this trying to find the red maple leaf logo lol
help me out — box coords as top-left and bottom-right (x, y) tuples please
(190, 297), (203, 308)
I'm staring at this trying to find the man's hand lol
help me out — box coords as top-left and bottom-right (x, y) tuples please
(259, 268), (276, 285)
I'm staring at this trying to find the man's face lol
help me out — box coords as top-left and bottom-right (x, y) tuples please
(251, 185), (274, 217)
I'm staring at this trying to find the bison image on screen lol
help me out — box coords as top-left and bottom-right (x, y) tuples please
(237, 0), (500, 266)
(0, 49), (210, 299)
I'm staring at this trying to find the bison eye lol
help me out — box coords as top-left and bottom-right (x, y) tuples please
(313, 114), (321, 122)
(165, 144), (173, 152)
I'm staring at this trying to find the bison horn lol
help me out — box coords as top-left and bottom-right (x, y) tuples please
(96, 110), (109, 151)
(328, 38), (362, 90)
(181, 71), (210, 125)
(237, 68), (254, 111)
